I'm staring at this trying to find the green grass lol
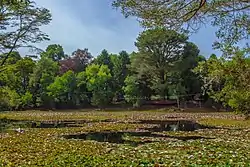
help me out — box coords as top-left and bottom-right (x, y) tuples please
(0, 110), (249, 167)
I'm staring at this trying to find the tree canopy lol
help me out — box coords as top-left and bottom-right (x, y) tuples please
(0, 1), (249, 115)
(113, 0), (250, 49)
(0, 0), (52, 66)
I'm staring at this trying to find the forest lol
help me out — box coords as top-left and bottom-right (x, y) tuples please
(1, 28), (249, 114)
(0, 0), (249, 114)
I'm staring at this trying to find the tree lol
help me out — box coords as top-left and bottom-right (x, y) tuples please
(111, 51), (130, 100)
(178, 42), (205, 97)
(94, 49), (114, 72)
(41, 44), (66, 62)
(133, 28), (188, 99)
(0, 87), (21, 111)
(123, 75), (151, 107)
(47, 70), (77, 108)
(15, 57), (36, 94)
(60, 48), (93, 73)
(0, 0), (52, 66)
(0, 56), (35, 92)
(76, 71), (90, 105)
(123, 52), (153, 106)
(0, 51), (22, 65)
(0, 56), (35, 110)
(85, 64), (113, 108)
(113, 0), (250, 49)
(194, 48), (250, 114)
(29, 56), (59, 107)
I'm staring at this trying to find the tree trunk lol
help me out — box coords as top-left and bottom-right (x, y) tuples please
(160, 70), (166, 100)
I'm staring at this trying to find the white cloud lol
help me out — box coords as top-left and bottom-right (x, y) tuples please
(18, 0), (220, 58)
(19, 0), (142, 57)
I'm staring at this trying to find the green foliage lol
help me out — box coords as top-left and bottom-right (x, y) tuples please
(20, 91), (33, 109)
(0, 0), (52, 66)
(41, 44), (66, 61)
(111, 51), (130, 98)
(0, 55), (35, 110)
(123, 75), (142, 107)
(76, 71), (90, 105)
(29, 56), (59, 107)
(113, 0), (250, 49)
(47, 70), (77, 106)
(0, 52), (21, 65)
(85, 64), (113, 107)
(0, 87), (21, 111)
(178, 42), (204, 97)
(131, 28), (189, 99)
(195, 49), (250, 114)
(94, 49), (114, 72)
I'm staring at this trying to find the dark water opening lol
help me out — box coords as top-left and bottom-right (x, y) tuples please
(0, 118), (33, 132)
(36, 119), (116, 128)
(62, 131), (213, 146)
(62, 120), (215, 146)
(0, 118), (117, 131)
(137, 120), (208, 132)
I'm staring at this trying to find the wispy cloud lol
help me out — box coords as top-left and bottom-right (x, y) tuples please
(26, 0), (142, 57)
(19, 0), (220, 58)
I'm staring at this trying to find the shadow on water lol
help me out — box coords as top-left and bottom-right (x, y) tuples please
(0, 118), (118, 130)
(137, 120), (212, 132)
(0, 118), (33, 132)
(61, 119), (217, 146)
(62, 131), (214, 146)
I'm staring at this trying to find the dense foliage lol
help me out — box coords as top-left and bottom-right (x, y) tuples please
(113, 0), (250, 50)
(0, 0), (249, 114)
(194, 48), (250, 114)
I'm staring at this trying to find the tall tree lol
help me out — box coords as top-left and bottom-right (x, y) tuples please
(94, 49), (114, 72)
(113, 0), (250, 49)
(111, 51), (130, 99)
(85, 64), (113, 108)
(178, 42), (205, 97)
(47, 70), (77, 108)
(123, 51), (153, 106)
(194, 48), (250, 114)
(134, 28), (188, 99)
(29, 57), (59, 107)
(76, 71), (90, 106)
(0, 56), (35, 110)
(0, 0), (52, 66)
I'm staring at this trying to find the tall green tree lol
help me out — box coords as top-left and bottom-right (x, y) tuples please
(0, 56), (35, 110)
(123, 52), (153, 106)
(85, 64), (113, 108)
(194, 48), (250, 114)
(94, 49), (114, 73)
(29, 57), (59, 107)
(178, 42), (205, 97)
(111, 51), (130, 99)
(134, 28), (188, 99)
(76, 71), (90, 106)
(47, 70), (77, 107)
(0, 0), (52, 66)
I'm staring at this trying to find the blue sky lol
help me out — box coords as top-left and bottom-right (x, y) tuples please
(29, 0), (221, 57)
